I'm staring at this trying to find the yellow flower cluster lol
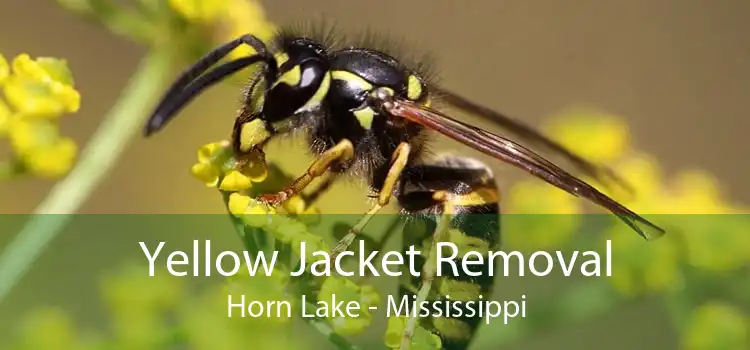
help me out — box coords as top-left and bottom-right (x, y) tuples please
(683, 301), (748, 350)
(8, 262), (310, 350)
(168, 0), (277, 59)
(190, 137), (319, 217)
(101, 264), (185, 348)
(14, 308), (77, 350)
(384, 316), (442, 350)
(517, 109), (749, 349)
(0, 53), (80, 179)
(316, 276), (381, 335)
(604, 156), (750, 297)
(503, 109), (750, 290)
(191, 140), (268, 191)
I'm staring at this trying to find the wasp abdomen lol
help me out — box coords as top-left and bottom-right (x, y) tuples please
(397, 156), (501, 350)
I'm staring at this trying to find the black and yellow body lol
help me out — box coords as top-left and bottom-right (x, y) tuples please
(144, 22), (665, 350)
(398, 156), (501, 349)
(229, 32), (433, 196)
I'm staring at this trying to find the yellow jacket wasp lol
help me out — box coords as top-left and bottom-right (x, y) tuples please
(144, 24), (665, 350)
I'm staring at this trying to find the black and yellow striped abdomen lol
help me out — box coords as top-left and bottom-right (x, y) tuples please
(397, 156), (501, 350)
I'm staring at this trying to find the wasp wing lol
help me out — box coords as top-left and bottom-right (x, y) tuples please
(434, 87), (634, 194)
(384, 98), (665, 240)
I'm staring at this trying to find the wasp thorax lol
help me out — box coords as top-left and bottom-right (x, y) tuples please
(262, 38), (331, 123)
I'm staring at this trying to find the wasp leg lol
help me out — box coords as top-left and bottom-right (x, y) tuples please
(397, 156), (501, 350)
(301, 171), (341, 208)
(330, 142), (412, 259)
(257, 139), (355, 206)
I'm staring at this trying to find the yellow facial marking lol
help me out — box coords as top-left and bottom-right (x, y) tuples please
(407, 75), (423, 100)
(331, 70), (373, 90)
(274, 52), (290, 67)
(300, 73), (330, 111)
(239, 119), (270, 152)
(274, 65), (301, 88)
(353, 107), (376, 129)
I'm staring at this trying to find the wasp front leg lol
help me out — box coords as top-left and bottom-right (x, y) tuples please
(396, 155), (501, 350)
(255, 139), (355, 206)
(329, 142), (412, 259)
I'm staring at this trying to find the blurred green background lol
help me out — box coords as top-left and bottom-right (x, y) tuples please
(0, 0), (748, 349)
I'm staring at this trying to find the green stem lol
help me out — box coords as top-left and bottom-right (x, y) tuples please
(0, 49), (174, 304)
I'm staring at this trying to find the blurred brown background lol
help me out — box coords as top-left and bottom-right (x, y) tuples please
(0, 0), (748, 214)
(0, 0), (748, 349)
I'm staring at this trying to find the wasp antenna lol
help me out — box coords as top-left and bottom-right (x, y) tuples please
(144, 34), (275, 136)
(145, 56), (269, 136)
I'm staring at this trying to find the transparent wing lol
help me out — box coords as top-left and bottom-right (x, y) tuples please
(435, 87), (634, 194)
(384, 97), (665, 240)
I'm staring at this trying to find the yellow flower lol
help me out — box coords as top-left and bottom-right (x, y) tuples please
(0, 98), (12, 135)
(664, 170), (731, 214)
(219, 169), (253, 191)
(227, 192), (252, 216)
(23, 136), (77, 178)
(168, 0), (227, 23)
(680, 212), (750, 271)
(7, 118), (78, 178)
(0, 53), (8, 85)
(167, 0), (277, 60)
(667, 172), (750, 271)
(684, 301), (748, 350)
(610, 155), (749, 271)
(191, 141), (228, 186)
(12, 54), (74, 85)
(219, 0), (277, 60)
(18, 308), (79, 350)
(542, 108), (631, 163)
(190, 162), (220, 185)
(607, 224), (681, 297)
(506, 179), (582, 215)
(607, 153), (663, 209)
(384, 316), (442, 350)
(0, 53), (80, 180)
(197, 140), (227, 162)
(190, 140), (268, 190)
(227, 192), (277, 227)
(504, 180), (582, 250)
(4, 54), (80, 118)
(317, 277), (380, 335)
(282, 195), (307, 215)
